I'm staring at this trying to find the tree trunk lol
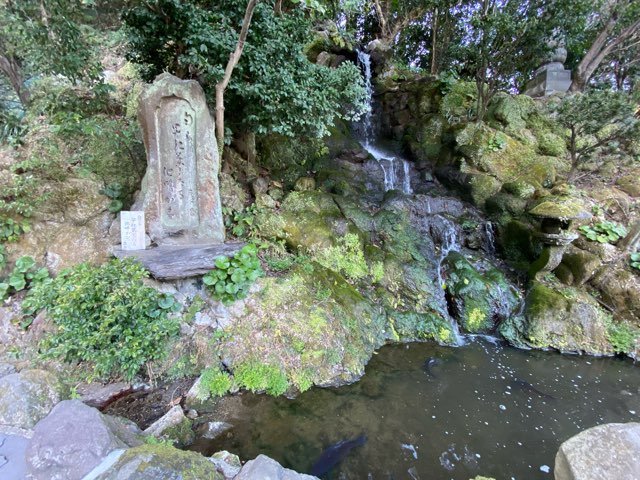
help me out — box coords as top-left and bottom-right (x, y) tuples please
(215, 0), (258, 159)
(430, 7), (438, 76)
(0, 54), (29, 106)
(570, 3), (640, 92)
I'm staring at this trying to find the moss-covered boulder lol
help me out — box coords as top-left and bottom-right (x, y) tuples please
(220, 263), (387, 392)
(442, 252), (520, 333)
(555, 246), (602, 286)
(440, 81), (477, 124)
(489, 93), (536, 140)
(523, 281), (614, 355)
(590, 267), (640, 326)
(95, 444), (223, 480)
(277, 191), (359, 251)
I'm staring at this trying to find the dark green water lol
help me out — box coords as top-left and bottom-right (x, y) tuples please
(191, 338), (639, 479)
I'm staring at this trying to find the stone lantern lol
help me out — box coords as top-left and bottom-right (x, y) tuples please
(524, 41), (572, 97)
(528, 199), (591, 280)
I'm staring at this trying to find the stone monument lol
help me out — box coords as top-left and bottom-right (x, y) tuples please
(524, 42), (572, 97)
(115, 73), (242, 279)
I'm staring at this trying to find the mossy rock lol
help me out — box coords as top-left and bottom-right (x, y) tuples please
(556, 246), (602, 286)
(406, 114), (447, 163)
(523, 280), (614, 355)
(442, 252), (520, 333)
(468, 173), (502, 208)
(455, 122), (562, 188)
(502, 180), (536, 199)
(537, 131), (567, 157)
(279, 190), (359, 251)
(220, 263), (387, 392)
(489, 93), (536, 138)
(485, 192), (528, 217)
(95, 444), (223, 480)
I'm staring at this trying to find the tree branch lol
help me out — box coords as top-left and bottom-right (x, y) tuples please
(215, 0), (258, 158)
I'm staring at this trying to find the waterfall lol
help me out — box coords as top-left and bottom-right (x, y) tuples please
(356, 50), (413, 195)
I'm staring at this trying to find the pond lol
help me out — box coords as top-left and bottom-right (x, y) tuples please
(190, 338), (639, 479)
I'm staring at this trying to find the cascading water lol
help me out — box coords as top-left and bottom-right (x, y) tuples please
(356, 50), (412, 195)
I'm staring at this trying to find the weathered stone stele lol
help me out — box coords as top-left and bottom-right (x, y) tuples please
(135, 73), (224, 246)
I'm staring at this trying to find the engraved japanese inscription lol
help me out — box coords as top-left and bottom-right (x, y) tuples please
(156, 97), (199, 231)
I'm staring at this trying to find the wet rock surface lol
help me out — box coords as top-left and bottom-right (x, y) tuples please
(555, 423), (640, 480)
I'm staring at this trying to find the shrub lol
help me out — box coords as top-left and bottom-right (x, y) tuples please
(631, 252), (640, 272)
(202, 244), (264, 305)
(23, 259), (180, 380)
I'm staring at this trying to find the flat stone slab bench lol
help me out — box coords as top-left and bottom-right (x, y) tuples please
(113, 243), (245, 280)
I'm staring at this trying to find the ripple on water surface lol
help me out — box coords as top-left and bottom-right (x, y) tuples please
(190, 338), (640, 480)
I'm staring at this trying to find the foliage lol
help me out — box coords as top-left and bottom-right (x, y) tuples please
(233, 360), (289, 396)
(552, 90), (640, 173)
(0, 0), (108, 106)
(223, 205), (260, 239)
(23, 259), (181, 380)
(123, 0), (367, 138)
(0, 256), (50, 301)
(631, 252), (640, 271)
(202, 244), (264, 305)
(0, 217), (30, 243)
(579, 221), (627, 244)
(196, 367), (233, 400)
(0, 244), (6, 271)
(0, 109), (26, 147)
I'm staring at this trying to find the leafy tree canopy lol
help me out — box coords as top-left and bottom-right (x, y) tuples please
(123, 0), (367, 139)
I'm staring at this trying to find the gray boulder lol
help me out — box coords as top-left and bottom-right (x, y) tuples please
(93, 444), (223, 479)
(236, 454), (319, 480)
(555, 422), (640, 480)
(25, 400), (143, 480)
(0, 433), (29, 480)
(209, 450), (242, 479)
(0, 369), (66, 429)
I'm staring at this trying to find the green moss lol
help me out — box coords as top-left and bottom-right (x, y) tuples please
(162, 418), (195, 447)
(111, 444), (222, 480)
(537, 131), (567, 157)
(313, 233), (368, 281)
(606, 321), (639, 354)
(469, 174), (502, 207)
(528, 198), (587, 221)
(490, 93), (535, 136)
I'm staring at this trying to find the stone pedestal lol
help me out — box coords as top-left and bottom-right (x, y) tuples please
(135, 73), (224, 246)
(524, 62), (572, 97)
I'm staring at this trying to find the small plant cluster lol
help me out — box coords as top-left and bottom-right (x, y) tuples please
(196, 366), (233, 400)
(99, 182), (126, 213)
(579, 221), (627, 244)
(223, 205), (260, 238)
(486, 133), (507, 152)
(203, 244), (264, 305)
(0, 256), (50, 301)
(631, 252), (640, 272)
(0, 217), (30, 243)
(23, 258), (180, 380)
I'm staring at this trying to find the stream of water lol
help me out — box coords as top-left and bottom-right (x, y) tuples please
(356, 50), (412, 195)
(191, 338), (639, 479)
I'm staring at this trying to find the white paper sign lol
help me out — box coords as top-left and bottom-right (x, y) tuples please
(120, 211), (146, 251)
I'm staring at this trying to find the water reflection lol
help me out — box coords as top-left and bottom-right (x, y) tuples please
(191, 338), (639, 479)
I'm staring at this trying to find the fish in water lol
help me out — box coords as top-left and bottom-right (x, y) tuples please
(310, 435), (367, 477)
(510, 379), (554, 400)
(423, 357), (442, 377)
